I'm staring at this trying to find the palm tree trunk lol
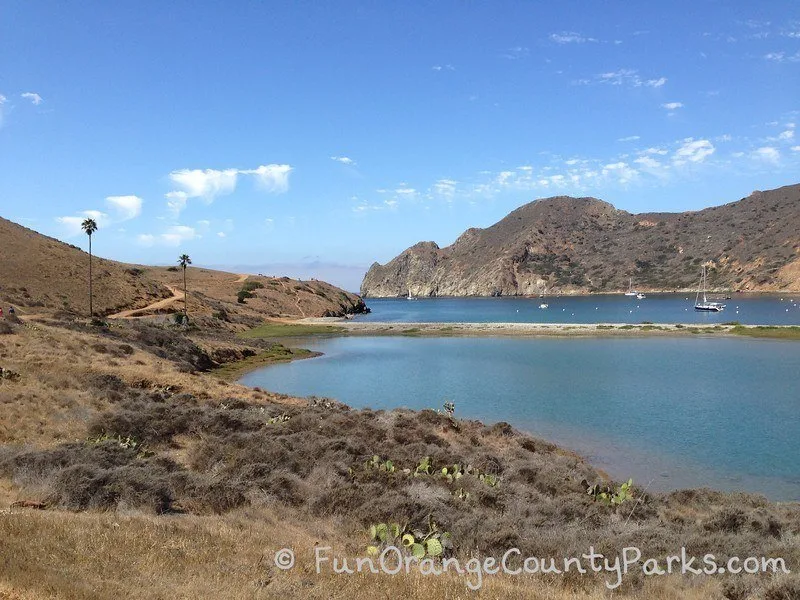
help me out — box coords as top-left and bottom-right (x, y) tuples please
(183, 266), (188, 319)
(88, 235), (93, 318)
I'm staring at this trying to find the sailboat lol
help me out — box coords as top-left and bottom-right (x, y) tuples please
(624, 278), (638, 297)
(539, 285), (549, 308)
(694, 265), (725, 312)
(406, 291), (417, 300)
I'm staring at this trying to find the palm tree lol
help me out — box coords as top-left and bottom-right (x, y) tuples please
(81, 218), (98, 318)
(178, 254), (192, 320)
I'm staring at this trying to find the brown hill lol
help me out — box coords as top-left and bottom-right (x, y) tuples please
(0, 217), (366, 319)
(361, 183), (800, 296)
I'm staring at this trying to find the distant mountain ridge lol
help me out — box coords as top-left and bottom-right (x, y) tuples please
(361, 184), (800, 297)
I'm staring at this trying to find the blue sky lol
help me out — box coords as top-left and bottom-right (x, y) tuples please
(1, 1), (799, 291)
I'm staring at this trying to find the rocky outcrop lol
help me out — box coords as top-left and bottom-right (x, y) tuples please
(361, 185), (800, 296)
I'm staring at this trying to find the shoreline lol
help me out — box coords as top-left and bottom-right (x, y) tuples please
(361, 289), (800, 299)
(291, 319), (800, 339)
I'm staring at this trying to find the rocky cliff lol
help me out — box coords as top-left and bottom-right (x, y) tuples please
(361, 184), (800, 296)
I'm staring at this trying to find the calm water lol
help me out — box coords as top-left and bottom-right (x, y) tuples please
(241, 336), (800, 500)
(358, 294), (800, 325)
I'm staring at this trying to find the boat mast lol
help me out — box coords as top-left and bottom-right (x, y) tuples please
(702, 265), (708, 303)
(695, 267), (702, 306)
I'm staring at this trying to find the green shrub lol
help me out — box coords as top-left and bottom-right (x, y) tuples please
(241, 281), (264, 293)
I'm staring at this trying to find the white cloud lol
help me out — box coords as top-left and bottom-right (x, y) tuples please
(166, 163), (292, 214)
(792, 146), (800, 152)
(645, 147), (668, 155)
(331, 156), (356, 166)
(764, 51), (800, 63)
(662, 102), (684, 110)
(165, 191), (188, 216)
(634, 156), (662, 169)
(617, 135), (640, 142)
(778, 129), (795, 140)
(432, 179), (457, 200)
(105, 195), (142, 221)
(21, 92), (43, 105)
(160, 225), (198, 246)
(752, 146), (780, 164)
(217, 232), (226, 238)
(673, 139), (715, 164)
(242, 164), (292, 193)
(646, 77), (667, 88)
(549, 32), (597, 44)
(136, 225), (198, 247)
(601, 162), (638, 183)
(432, 64), (455, 71)
(169, 168), (238, 201)
(56, 210), (110, 237)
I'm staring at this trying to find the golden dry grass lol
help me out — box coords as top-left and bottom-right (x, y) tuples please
(0, 216), (364, 321)
(0, 506), (731, 600)
(0, 320), (292, 446)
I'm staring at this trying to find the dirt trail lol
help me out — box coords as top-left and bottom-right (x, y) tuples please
(233, 274), (249, 283)
(277, 279), (307, 318)
(108, 286), (184, 318)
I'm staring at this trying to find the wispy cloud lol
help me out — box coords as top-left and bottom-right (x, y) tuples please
(21, 92), (43, 105)
(137, 225), (199, 247)
(106, 195), (142, 221)
(662, 102), (684, 110)
(500, 47), (529, 60)
(432, 64), (455, 71)
(764, 51), (800, 63)
(576, 69), (667, 88)
(549, 31), (598, 44)
(617, 135), (640, 142)
(331, 156), (356, 166)
(57, 195), (143, 237)
(431, 179), (457, 201)
(752, 146), (780, 164)
(56, 210), (110, 236)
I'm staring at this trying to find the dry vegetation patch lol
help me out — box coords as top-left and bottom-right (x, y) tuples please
(0, 315), (798, 599)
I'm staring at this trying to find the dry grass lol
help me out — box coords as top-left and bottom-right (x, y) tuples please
(0, 216), (366, 321)
(1, 315), (798, 600)
(0, 506), (745, 600)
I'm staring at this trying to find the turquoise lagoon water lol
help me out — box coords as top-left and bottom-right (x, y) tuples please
(357, 294), (800, 325)
(240, 336), (800, 500)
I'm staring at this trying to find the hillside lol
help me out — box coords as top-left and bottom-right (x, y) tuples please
(0, 217), (366, 319)
(361, 184), (800, 297)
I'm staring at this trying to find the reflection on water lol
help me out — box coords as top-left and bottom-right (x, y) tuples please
(241, 336), (800, 500)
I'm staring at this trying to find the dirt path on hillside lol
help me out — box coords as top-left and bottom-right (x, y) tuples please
(233, 274), (249, 283)
(276, 279), (307, 318)
(108, 286), (184, 318)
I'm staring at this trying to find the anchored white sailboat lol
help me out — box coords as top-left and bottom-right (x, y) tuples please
(624, 277), (638, 297)
(694, 265), (725, 312)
